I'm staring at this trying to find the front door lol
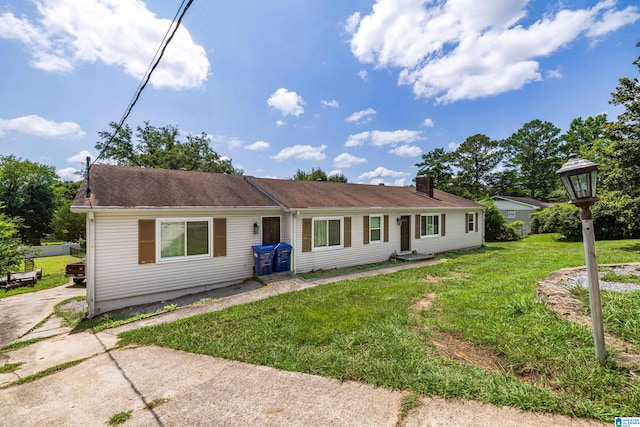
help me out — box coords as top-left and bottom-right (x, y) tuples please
(262, 217), (281, 245)
(400, 215), (410, 252)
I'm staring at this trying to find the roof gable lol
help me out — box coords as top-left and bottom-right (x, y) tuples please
(491, 195), (551, 209)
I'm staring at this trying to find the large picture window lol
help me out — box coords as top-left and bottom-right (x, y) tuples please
(313, 218), (342, 249)
(420, 214), (440, 237)
(159, 218), (211, 260)
(370, 215), (382, 243)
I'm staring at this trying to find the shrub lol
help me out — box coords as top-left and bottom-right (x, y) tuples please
(478, 199), (520, 242)
(533, 204), (582, 241)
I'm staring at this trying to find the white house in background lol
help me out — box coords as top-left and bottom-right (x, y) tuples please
(72, 165), (485, 317)
(491, 195), (552, 235)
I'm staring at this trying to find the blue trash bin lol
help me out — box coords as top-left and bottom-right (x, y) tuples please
(274, 243), (293, 273)
(252, 244), (276, 276)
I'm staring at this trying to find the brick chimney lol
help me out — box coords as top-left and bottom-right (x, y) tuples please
(416, 176), (434, 198)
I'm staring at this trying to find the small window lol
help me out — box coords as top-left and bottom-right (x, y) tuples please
(506, 210), (516, 219)
(420, 214), (440, 237)
(159, 218), (211, 261)
(370, 215), (382, 243)
(467, 213), (475, 232)
(313, 218), (342, 249)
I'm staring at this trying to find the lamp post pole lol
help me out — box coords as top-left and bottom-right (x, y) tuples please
(578, 204), (606, 364)
(557, 154), (606, 364)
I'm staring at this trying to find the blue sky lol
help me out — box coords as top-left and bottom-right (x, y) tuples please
(0, 0), (638, 185)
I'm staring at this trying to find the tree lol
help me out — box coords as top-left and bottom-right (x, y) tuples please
(502, 120), (564, 200)
(415, 148), (454, 189)
(291, 167), (347, 182)
(452, 134), (502, 199)
(602, 42), (640, 196)
(562, 114), (610, 163)
(0, 156), (58, 245)
(95, 122), (243, 174)
(0, 210), (29, 280)
(484, 170), (527, 197)
(51, 181), (85, 242)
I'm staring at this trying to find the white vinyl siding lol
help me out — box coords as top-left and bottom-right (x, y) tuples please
(91, 209), (279, 315)
(293, 210), (483, 274)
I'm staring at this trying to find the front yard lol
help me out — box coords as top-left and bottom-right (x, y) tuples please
(119, 235), (640, 421)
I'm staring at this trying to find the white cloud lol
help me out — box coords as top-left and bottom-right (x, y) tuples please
(358, 69), (368, 80)
(210, 135), (243, 150)
(369, 130), (421, 146)
(357, 166), (410, 185)
(345, 131), (370, 147)
(422, 118), (435, 127)
(349, 0), (639, 103)
(321, 99), (339, 108)
(389, 145), (422, 157)
(448, 142), (461, 151)
(267, 88), (305, 117)
(0, 115), (85, 139)
(345, 108), (376, 124)
(545, 69), (563, 79)
(0, 0), (210, 90)
(333, 153), (368, 168)
(276, 120), (286, 126)
(345, 12), (361, 34)
(345, 129), (422, 147)
(328, 169), (343, 177)
(245, 140), (270, 151)
(56, 167), (82, 181)
(272, 144), (326, 161)
(67, 150), (94, 164)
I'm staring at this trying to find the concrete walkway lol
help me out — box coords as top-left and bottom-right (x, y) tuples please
(0, 261), (606, 426)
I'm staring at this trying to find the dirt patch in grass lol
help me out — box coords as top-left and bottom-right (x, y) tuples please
(419, 272), (470, 285)
(412, 293), (436, 310)
(429, 330), (506, 373)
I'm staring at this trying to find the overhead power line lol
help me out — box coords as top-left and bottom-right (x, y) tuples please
(92, 0), (194, 166)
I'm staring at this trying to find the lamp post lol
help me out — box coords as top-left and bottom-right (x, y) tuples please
(556, 153), (606, 364)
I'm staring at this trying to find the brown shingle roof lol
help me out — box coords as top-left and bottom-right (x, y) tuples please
(72, 164), (279, 208)
(71, 165), (483, 210)
(248, 177), (482, 209)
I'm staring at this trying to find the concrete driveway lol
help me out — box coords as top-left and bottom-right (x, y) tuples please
(0, 281), (85, 347)
(0, 264), (608, 426)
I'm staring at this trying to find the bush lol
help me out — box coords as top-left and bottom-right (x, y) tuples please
(592, 192), (640, 240)
(532, 204), (582, 241)
(478, 199), (520, 242)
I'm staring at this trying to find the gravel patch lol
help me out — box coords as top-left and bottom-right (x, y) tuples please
(560, 264), (640, 293)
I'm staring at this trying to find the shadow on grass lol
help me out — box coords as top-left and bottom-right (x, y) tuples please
(620, 243), (640, 252)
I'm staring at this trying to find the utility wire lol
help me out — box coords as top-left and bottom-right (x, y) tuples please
(92, 0), (194, 165)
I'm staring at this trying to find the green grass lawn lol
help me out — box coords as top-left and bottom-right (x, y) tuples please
(119, 235), (640, 421)
(0, 255), (81, 299)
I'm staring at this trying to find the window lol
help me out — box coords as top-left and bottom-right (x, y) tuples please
(506, 210), (516, 219)
(420, 214), (440, 237)
(313, 218), (342, 249)
(370, 215), (382, 243)
(467, 213), (475, 232)
(159, 218), (211, 260)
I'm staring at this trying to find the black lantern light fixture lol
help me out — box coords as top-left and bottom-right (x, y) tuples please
(556, 153), (605, 364)
(556, 153), (598, 208)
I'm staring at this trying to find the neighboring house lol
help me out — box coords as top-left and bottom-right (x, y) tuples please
(72, 165), (485, 317)
(491, 196), (552, 235)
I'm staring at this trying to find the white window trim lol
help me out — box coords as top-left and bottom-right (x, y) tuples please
(312, 216), (343, 251)
(467, 212), (476, 233)
(420, 214), (441, 238)
(157, 217), (213, 262)
(506, 210), (516, 219)
(370, 214), (383, 244)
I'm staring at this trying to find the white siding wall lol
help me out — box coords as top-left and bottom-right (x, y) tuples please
(92, 209), (280, 314)
(292, 209), (483, 274)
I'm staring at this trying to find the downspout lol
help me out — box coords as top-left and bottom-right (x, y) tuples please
(87, 211), (96, 317)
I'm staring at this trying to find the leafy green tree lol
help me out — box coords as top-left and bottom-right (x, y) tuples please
(452, 134), (502, 199)
(562, 114), (610, 162)
(415, 148), (454, 189)
(292, 167), (347, 182)
(95, 122), (243, 174)
(0, 156), (57, 245)
(602, 42), (640, 196)
(51, 181), (85, 241)
(502, 120), (564, 200)
(0, 210), (29, 280)
(484, 170), (527, 197)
